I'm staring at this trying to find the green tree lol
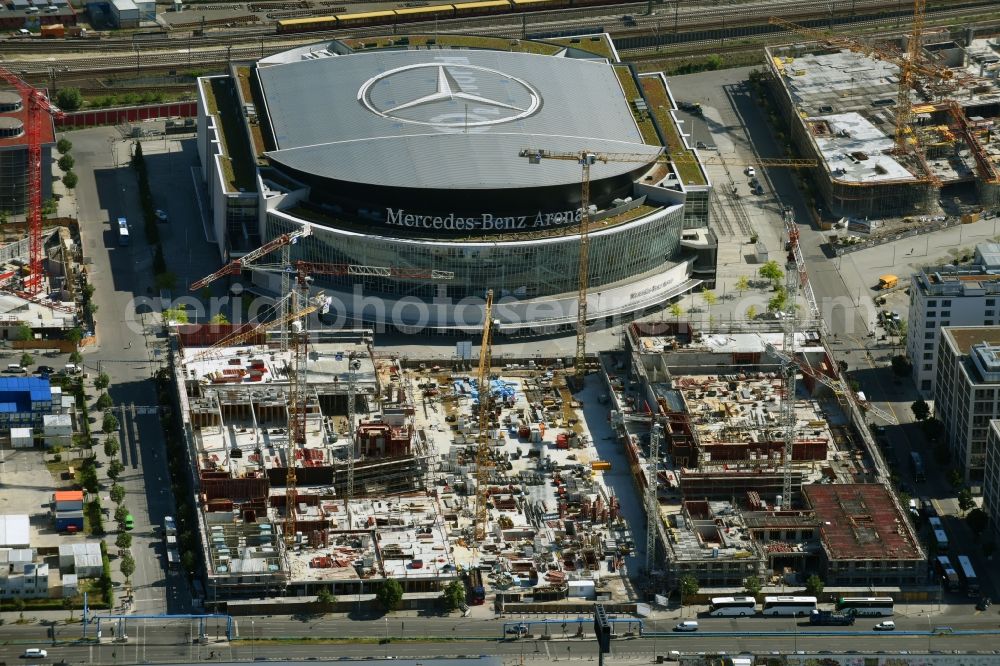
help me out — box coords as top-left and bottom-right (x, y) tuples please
(679, 574), (699, 606)
(114, 504), (129, 525)
(13, 597), (25, 622)
(181, 550), (196, 573)
(805, 574), (825, 597)
(155, 272), (178, 291)
(163, 307), (189, 324)
(735, 275), (750, 294)
(316, 586), (336, 613)
(210, 313), (229, 325)
(67, 327), (84, 346)
(63, 596), (75, 622)
(58, 153), (75, 172)
(706, 54), (723, 70)
(80, 466), (99, 494)
(967, 508), (988, 535)
(376, 579), (404, 611)
(667, 302), (684, 323)
(56, 137), (73, 154)
(745, 304), (758, 320)
(442, 579), (466, 611)
(891, 355), (912, 377)
(110, 483), (125, 504)
(14, 322), (32, 341)
(103, 434), (120, 458)
(19, 352), (34, 367)
(743, 576), (762, 598)
(68, 350), (83, 364)
(758, 260), (785, 286)
(85, 301), (98, 316)
(896, 319), (908, 349)
(958, 487), (975, 515)
(62, 171), (78, 189)
(102, 412), (119, 434)
(94, 372), (111, 391)
(116, 531), (132, 550)
(767, 286), (788, 312)
(120, 552), (135, 584)
(107, 459), (124, 481)
(95, 392), (113, 412)
(700, 289), (718, 316)
(911, 398), (930, 422)
(56, 87), (83, 112)
(948, 469), (963, 491)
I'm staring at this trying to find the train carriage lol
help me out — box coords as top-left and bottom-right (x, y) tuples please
(335, 10), (397, 27)
(276, 15), (338, 33)
(393, 4), (457, 21)
(453, 0), (512, 17)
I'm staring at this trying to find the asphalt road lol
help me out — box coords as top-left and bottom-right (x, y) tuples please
(68, 126), (195, 616)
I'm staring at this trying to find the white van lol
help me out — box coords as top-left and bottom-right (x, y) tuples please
(23, 648), (48, 658)
(6, 363), (25, 374)
(673, 620), (699, 632)
(64, 363), (80, 374)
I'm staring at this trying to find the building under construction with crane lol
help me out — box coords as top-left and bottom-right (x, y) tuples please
(196, 34), (719, 334)
(171, 319), (650, 607)
(765, 17), (1000, 220)
(609, 322), (929, 594)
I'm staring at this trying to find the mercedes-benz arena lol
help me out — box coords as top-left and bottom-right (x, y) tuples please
(196, 36), (716, 333)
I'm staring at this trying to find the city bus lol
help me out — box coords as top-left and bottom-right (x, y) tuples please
(910, 451), (926, 481)
(935, 555), (960, 591)
(956, 555), (979, 597)
(117, 217), (130, 246)
(835, 597), (895, 617)
(708, 596), (758, 617)
(761, 596), (818, 617)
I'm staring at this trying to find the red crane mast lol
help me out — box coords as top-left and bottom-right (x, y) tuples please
(0, 67), (62, 294)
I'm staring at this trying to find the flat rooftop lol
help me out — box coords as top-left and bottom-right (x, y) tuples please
(803, 484), (922, 561)
(942, 326), (1000, 356)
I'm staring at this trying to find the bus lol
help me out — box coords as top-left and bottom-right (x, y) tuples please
(117, 217), (130, 246)
(956, 555), (979, 597)
(761, 596), (818, 617)
(708, 596), (758, 617)
(910, 451), (926, 481)
(835, 597), (895, 617)
(935, 555), (960, 591)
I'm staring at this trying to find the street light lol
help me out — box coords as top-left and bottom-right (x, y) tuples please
(384, 617), (389, 658)
(250, 619), (255, 661)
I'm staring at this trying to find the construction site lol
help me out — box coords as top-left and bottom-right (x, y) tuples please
(766, 14), (1000, 220)
(605, 320), (930, 596)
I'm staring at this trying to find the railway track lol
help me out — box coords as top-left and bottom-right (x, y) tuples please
(3, 0), (996, 76)
(0, 0), (985, 56)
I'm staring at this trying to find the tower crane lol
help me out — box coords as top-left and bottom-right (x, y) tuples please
(473, 289), (495, 545)
(0, 67), (63, 295)
(520, 147), (816, 382)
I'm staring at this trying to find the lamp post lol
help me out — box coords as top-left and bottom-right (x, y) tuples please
(384, 617), (389, 658)
(250, 619), (255, 661)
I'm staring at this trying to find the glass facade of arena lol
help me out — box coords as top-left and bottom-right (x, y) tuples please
(266, 205), (686, 300)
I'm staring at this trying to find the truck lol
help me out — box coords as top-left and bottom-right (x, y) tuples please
(464, 568), (485, 605)
(809, 610), (856, 626)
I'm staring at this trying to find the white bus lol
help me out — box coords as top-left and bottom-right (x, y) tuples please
(762, 596), (818, 617)
(835, 597), (894, 617)
(708, 596), (758, 617)
(956, 555), (979, 597)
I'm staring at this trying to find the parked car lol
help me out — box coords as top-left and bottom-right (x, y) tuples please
(155, 209), (169, 223)
(745, 166), (756, 178)
(36, 365), (55, 375)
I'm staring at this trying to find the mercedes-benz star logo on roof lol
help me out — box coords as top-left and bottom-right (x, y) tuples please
(358, 62), (541, 127)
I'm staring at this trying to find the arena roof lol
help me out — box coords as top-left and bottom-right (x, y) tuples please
(257, 49), (659, 190)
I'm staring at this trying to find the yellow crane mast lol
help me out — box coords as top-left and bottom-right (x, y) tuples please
(474, 289), (495, 545)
